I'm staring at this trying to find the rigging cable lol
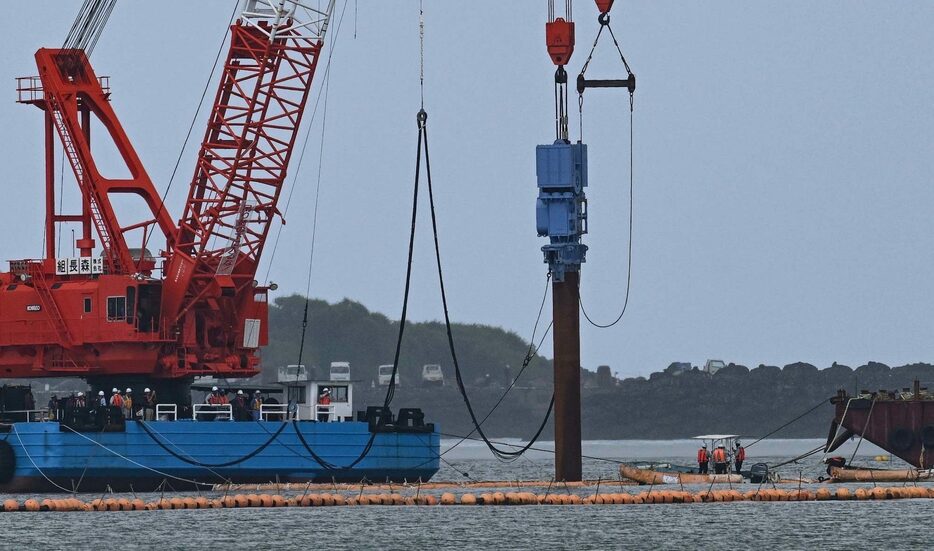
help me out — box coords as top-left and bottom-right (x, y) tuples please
(140, 0), (239, 257)
(575, 12), (636, 329)
(744, 397), (829, 450)
(264, 0), (351, 283)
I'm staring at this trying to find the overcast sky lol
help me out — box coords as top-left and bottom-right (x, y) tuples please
(1, 1), (932, 377)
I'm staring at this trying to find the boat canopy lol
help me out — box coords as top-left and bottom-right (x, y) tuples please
(692, 434), (739, 440)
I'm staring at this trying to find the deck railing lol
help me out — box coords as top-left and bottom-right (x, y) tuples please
(193, 403), (232, 421)
(156, 404), (177, 421)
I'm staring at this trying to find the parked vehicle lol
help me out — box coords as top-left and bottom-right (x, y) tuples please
(377, 364), (400, 386)
(421, 364), (444, 386)
(703, 359), (726, 374)
(329, 361), (351, 381)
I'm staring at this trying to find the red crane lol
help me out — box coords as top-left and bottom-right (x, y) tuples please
(1, 1), (335, 397)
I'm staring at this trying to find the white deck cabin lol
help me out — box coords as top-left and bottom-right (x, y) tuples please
(274, 364), (355, 422)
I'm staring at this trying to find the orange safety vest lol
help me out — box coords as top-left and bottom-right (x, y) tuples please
(713, 448), (727, 463)
(736, 447), (746, 461)
(110, 394), (124, 408)
(318, 395), (331, 406)
(697, 448), (708, 462)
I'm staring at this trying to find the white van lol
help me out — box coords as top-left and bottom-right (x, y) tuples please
(329, 361), (351, 381)
(377, 364), (401, 386)
(421, 364), (444, 386)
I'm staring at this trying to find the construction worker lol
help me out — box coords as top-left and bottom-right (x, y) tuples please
(232, 390), (248, 421)
(109, 388), (124, 409)
(48, 395), (58, 421)
(317, 387), (331, 422)
(713, 444), (728, 474)
(250, 390), (263, 421)
(735, 441), (746, 473)
(123, 388), (134, 420)
(697, 444), (709, 474)
(97, 390), (107, 408)
(142, 388), (156, 421)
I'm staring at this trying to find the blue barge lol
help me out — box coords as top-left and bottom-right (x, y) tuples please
(0, 370), (439, 492)
(0, 419), (440, 492)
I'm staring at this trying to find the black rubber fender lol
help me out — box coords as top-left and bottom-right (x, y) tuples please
(921, 426), (934, 450)
(0, 439), (15, 484)
(889, 427), (914, 452)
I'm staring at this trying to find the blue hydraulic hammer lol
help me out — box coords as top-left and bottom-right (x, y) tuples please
(535, 141), (588, 282)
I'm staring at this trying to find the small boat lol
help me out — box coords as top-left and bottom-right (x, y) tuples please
(619, 464), (743, 485)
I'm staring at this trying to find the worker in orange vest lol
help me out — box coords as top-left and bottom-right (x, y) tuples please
(697, 444), (709, 474)
(317, 387), (332, 422)
(735, 442), (746, 473)
(712, 445), (728, 474)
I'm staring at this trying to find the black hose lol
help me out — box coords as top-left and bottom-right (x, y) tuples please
(138, 420), (288, 469)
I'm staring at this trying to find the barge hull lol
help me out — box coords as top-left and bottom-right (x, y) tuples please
(0, 420), (440, 493)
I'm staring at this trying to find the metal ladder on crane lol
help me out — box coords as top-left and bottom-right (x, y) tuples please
(46, 98), (119, 274)
(26, 262), (74, 348)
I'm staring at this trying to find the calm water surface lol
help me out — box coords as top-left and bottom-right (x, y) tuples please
(1, 439), (923, 550)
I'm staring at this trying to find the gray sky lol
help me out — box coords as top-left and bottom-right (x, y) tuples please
(1, 1), (932, 377)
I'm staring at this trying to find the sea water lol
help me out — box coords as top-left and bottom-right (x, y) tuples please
(0, 439), (916, 550)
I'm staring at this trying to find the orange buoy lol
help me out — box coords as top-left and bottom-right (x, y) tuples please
(257, 494), (272, 507)
(815, 488), (831, 501)
(492, 492), (506, 505)
(332, 494), (346, 506)
(440, 493), (457, 505)
(835, 488), (851, 500)
(233, 494), (248, 507)
(272, 495), (287, 507)
(23, 499), (40, 512)
(389, 493), (404, 506)
(871, 487), (887, 501)
(854, 488), (869, 500)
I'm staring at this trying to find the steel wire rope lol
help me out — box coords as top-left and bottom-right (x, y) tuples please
(744, 397), (829, 450)
(578, 106), (633, 328)
(54, 424), (216, 487)
(263, 0), (350, 283)
(139, 0), (239, 257)
(576, 15), (636, 329)
(11, 426), (75, 492)
(770, 444), (825, 469)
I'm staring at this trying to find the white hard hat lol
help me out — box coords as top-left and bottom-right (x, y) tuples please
(322, 387), (329, 393)
(112, 388), (119, 393)
(98, 391), (105, 396)
(144, 388), (151, 393)
(126, 388), (132, 393)
(77, 392), (84, 397)
(212, 386), (219, 391)
(255, 390), (261, 394)
(237, 390), (243, 395)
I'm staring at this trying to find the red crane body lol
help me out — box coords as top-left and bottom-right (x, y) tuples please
(0, 2), (334, 387)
